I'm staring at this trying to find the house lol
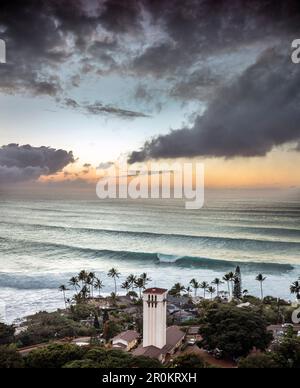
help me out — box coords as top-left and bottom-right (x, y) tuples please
(112, 330), (140, 351)
(133, 325), (185, 364)
(172, 310), (196, 323)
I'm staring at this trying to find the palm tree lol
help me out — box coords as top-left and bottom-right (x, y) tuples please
(223, 274), (232, 296)
(170, 283), (185, 297)
(108, 268), (120, 295)
(94, 278), (104, 297)
(59, 285), (68, 308)
(78, 270), (88, 287)
(200, 281), (209, 298)
(190, 279), (200, 297)
(80, 285), (90, 300)
(208, 286), (216, 300)
(243, 289), (249, 297)
(140, 273), (151, 288)
(69, 276), (79, 294)
(212, 278), (224, 297)
(135, 277), (145, 299)
(121, 280), (131, 295)
(127, 274), (137, 291)
(290, 281), (300, 301)
(256, 274), (266, 300)
(228, 272), (235, 295)
(87, 272), (96, 297)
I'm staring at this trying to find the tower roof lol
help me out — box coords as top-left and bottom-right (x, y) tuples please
(144, 287), (168, 295)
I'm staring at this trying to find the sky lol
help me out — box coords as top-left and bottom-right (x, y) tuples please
(0, 0), (300, 192)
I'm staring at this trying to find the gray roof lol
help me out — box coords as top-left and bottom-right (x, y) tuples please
(112, 330), (140, 343)
(133, 326), (185, 359)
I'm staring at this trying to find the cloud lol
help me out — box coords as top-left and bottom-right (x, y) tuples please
(128, 47), (300, 163)
(0, 144), (74, 183)
(170, 68), (222, 101)
(97, 161), (114, 170)
(131, 0), (300, 77)
(63, 98), (150, 119)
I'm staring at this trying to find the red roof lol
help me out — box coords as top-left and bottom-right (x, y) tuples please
(144, 288), (168, 295)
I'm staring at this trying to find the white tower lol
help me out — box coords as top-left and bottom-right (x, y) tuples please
(143, 288), (168, 349)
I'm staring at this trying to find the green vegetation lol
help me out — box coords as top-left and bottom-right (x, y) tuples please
(4, 344), (162, 369)
(238, 353), (279, 369)
(16, 311), (96, 347)
(0, 345), (24, 368)
(199, 304), (273, 359)
(239, 336), (300, 369)
(0, 322), (15, 345)
(171, 353), (206, 368)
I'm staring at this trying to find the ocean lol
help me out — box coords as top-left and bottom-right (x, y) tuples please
(0, 189), (299, 323)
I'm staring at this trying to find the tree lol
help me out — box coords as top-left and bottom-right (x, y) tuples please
(169, 283), (185, 297)
(121, 280), (131, 294)
(238, 353), (279, 369)
(172, 353), (206, 368)
(223, 274), (232, 296)
(63, 359), (98, 368)
(134, 277), (145, 299)
(199, 305), (273, 359)
(140, 273), (151, 288)
(0, 345), (24, 368)
(212, 278), (224, 297)
(94, 278), (104, 297)
(256, 274), (267, 300)
(243, 290), (249, 297)
(290, 281), (300, 301)
(207, 286), (216, 300)
(127, 274), (137, 291)
(108, 268), (120, 295)
(102, 320), (121, 341)
(233, 266), (242, 299)
(69, 276), (79, 294)
(0, 322), (15, 345)
(200, 282), (209, 298)
(272, 336), (300, 368)
(190, 279), (200, 297)
(87, 272), (96, 297)
(59, 285), (68, 308)
(78, 270), (88, 287)
(25, 344), (85, 369)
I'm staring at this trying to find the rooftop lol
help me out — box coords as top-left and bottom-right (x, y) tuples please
(144, 288), (168, 295)
(112, 330), (140, 343)
(133, 326), (185, 359)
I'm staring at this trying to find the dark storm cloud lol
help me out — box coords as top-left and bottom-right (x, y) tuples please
(63, 98), (150, 119)
(1, 1), (299, 90)
(132, 0), (300, 76)
(1, 0), (300, 120)
(0, 0), (140, 98)
(128, 48), (300, 163)
(0, 144), (74, 183)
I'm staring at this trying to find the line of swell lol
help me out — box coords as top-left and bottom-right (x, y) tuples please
(0, 221), (299, 246)
(0, 236), (295, 272)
